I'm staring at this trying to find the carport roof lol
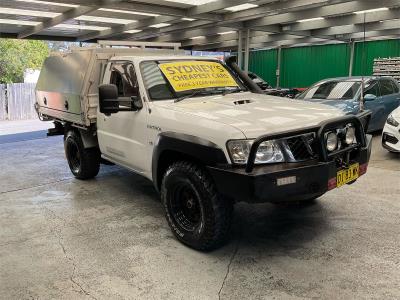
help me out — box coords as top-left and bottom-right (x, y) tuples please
(0, 0), (399, 50)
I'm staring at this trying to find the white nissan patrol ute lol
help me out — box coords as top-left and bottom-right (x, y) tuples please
(35, 42), (372, 250)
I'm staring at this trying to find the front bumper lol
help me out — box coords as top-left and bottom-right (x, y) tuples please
(208, 114), (372, 204)
(209, 135), (371, 203)
(382, 123), (400, 152)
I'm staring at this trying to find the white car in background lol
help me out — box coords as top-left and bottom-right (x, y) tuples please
(382, 106), (400, 153)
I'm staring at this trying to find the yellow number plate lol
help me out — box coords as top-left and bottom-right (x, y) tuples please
(337, 163), (359, 188)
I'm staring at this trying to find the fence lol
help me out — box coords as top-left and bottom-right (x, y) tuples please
(0, 85), (6, 121)
(0, 83), (37, 121)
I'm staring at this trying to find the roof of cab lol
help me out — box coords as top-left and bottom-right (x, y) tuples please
(110, 55), (221, 62)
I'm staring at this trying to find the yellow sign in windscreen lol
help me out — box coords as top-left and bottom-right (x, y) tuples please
(159, 61), (239, 92)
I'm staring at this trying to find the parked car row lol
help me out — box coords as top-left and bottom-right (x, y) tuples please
(296, 76), (400, 132)
(248, 71), (400, 153)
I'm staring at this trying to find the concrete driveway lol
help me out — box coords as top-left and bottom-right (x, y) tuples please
(0, 134), (399, 299)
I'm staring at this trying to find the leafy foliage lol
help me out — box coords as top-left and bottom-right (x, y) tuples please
(0, 39), (49, 83)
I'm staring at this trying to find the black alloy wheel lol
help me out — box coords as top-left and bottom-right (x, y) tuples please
(64, 130), (100, 180)
(167, 179), (203, 233)
(161, 161), (233, 251)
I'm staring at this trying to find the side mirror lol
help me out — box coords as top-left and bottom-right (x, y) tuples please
(131, 95), (143, 111)
(99, 84), (143, 115)
(99, 84), (119, 114)
(364, 94), (377, 102)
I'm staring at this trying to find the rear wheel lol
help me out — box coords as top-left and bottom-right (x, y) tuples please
(161, 161), (233, 251)
(64, 130), (100, 180)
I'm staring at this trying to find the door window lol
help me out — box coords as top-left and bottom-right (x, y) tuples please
(110, 62), (138, 98)
(390, 80), (399, 93)
(380, 79), (395, 96)
(364, 80), (380, 97)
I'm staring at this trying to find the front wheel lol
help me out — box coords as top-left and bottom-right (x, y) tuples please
(64, 130), (100, 180)
(161, 161), (233, 251)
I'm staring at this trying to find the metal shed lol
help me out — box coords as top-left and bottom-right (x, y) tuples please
(0, 0), (399, 71)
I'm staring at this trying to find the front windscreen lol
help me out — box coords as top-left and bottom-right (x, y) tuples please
(140, 60), (244, 101)
(298, 80), (363, 100)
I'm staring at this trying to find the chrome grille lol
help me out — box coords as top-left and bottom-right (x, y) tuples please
(284, 133), (316, 161)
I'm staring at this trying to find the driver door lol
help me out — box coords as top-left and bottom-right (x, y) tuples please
(363, 80), (383, 132)
(97, 61), (149, 174)
(379, 78), (400, 127)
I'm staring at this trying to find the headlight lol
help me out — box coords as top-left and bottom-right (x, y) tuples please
(345, 125), (356, 145)
(387, 114), (399, 127)
(256, 141), (284, 163)
(226, 140), (252, 164)
(326, 132), (338, 152)
(227, 139), (284, 164)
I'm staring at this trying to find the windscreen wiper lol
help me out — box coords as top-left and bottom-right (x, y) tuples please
(175, 88), (242, 102)
(222, 87), (243, 96)
(174, 89), (202, 103)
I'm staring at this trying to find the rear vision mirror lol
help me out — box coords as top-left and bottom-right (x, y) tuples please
(99, 84), (119, 114)
(99, 84), (143, 115)
(363, 94), (377, 102)
(131, 95), (143, 110)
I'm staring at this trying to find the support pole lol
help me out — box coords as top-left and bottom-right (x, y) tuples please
(349, 40), (355, 76)
(244, 29), (250, 72)
(276, 46), (282, 88)
(237, 30), (243, 69)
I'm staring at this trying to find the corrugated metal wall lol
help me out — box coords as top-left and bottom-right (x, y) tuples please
(352, 39), (400, 76)
(249, 39), (400, 88)
(248, 49), (277, 87)
(280, 43), (351, 88)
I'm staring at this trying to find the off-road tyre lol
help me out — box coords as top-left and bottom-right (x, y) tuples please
(161, 161), (233, 251)
(64, 130), (100, 180)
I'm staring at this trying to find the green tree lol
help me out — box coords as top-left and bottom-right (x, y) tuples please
(0, 39), (49, 83)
